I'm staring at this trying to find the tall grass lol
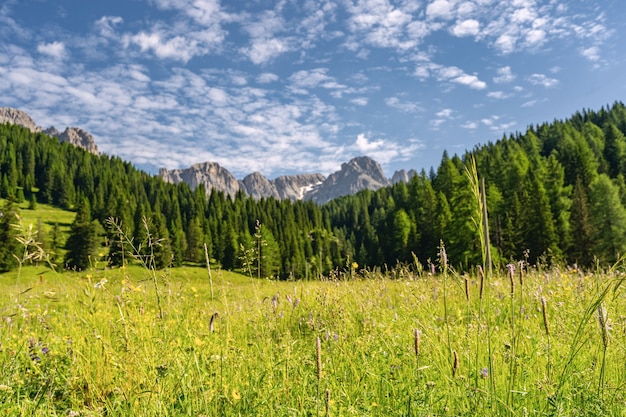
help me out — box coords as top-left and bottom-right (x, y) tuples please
(1, 261), (625, 415)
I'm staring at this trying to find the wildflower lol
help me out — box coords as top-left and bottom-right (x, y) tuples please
(480, 367), (489, 379)
(232, 388), (241, 401)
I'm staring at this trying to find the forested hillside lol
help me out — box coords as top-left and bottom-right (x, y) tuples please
(2, 102), (626, 276)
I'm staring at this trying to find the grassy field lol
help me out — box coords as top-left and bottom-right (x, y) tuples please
(1, 261), (625, 416)
(0, 198), (76, 262)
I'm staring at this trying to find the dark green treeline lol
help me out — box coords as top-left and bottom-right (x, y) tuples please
(2, 102), (626, 275)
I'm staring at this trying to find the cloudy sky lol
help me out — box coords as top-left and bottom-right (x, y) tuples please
(1, 0), (624, 178)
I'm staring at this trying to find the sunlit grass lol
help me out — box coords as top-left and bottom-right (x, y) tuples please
(1, 263), (625, 416)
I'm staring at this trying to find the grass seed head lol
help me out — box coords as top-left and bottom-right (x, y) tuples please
(541, 296), (550, 336)
(316, 336), (322, 380)
(507, 263), (515, 294)
(597, 304), (609, 348)
(452, 350), (459, 377)
(414, 329), (421, 358)
(477, 265), (484, 300)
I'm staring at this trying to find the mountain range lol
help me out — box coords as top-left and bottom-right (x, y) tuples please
(1, 107), (416, 204)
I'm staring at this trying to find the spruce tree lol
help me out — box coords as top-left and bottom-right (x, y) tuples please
(0, 199), (19, 271)
(64, 198), (102, 270)
(569, 178), (594, 266)
(588, 174), (626, 264)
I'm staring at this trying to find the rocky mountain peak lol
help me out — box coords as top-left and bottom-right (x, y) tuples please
(159, 161), (241, 199)
(159, 156), (408, 204)
(0, 107), (99, 154)
(391, 169), (418, 184)
(305, 156), (391, 204)
(0, 107), (41, 133)
(240, 172), (279, 200)
(58, 127), (99, 155)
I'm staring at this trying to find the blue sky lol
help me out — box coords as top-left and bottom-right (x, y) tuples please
(1, 0), (624, 178)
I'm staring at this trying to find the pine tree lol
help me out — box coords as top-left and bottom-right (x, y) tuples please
(569, 178), (594, 266)
(0, 199), (19, 271)
(588, 174), (626, 264)
(64, 198), (103, 270)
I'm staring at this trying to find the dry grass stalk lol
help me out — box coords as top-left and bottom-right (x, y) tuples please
(316, 336), (322, 380)
(477, 265), (484, 300)
(414, 329), (421, 359)
(597, 304), (609, 349)
(325, 388), (331, 417)
(209, 312), (218, 332)
(452, 350), (459, 377)
(439, 241), (448, 272)
(507, 264), (515, 295)
(541, 296), (550, 336)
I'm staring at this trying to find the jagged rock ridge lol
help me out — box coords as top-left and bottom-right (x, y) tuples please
(0, 107), (41, 133)
(159, 156), (408, 204)
(0, 107), (99, 155)
(52, 127), (99, 155)
(159, 162), (242, 199)
(305, 156), (391, 204)
(391, 169), (418, 184)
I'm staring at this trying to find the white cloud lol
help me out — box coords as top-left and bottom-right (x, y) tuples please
(493, 66), (515, 83)
(580, 46), (600, 62)
(385, 96), (422, 113)
(289, 68), (335, 89)
(415, 62), (487, 90)
(430, 107), (454, 129)
(426, 0), (454, 20)
(355, 133), (384, 152)
(487, 91), (510, 99)
(351, 133), (422, 164)
(96, 16), (123, 38)
(527, 73), (559, 88)
(351, 97), (368, 106)
(257, 72), (279, 83)
(37, 41), (66, 59)
(436, 108), (453, 118)
(453, 74), (487, 89)
(452, 19), (480, 37)
(124, 31), (202, 62)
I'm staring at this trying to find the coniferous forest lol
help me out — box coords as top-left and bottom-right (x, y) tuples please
(3, 102), (626, 277)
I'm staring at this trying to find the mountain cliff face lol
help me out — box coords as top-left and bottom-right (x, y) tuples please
(0, 107), (99, 154)
(274, 174), (325, 200)
(57, 127), (99, 155)
(391, 168), (418, 184)
(159, 162), (241, 199)
(159, 156), (404, 204)
(305, 156), (391, 204)
(0, 107), (41, 133)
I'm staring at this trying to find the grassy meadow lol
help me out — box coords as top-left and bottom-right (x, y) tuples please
(1, 260), (625, 416)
